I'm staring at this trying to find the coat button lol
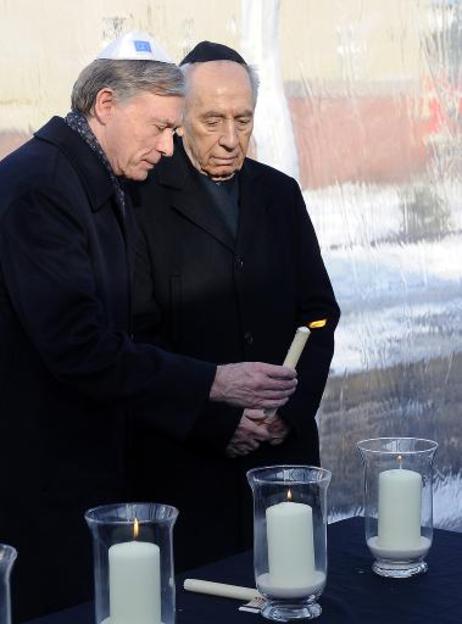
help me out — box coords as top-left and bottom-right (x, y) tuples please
(235, 255), (244, 270)
(244, 331), (254, 345)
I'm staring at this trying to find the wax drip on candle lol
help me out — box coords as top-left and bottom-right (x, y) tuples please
(133, 517), (139, 539)
(308, 319), (327, 329)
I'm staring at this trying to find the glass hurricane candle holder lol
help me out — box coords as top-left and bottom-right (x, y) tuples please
(247, 465), (331, 622)
(0, 544), (17, 624)
(85, 503), (178, 624)
(357, 438), (438, 578)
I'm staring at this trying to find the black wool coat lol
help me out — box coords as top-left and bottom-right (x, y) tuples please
(130, 142), (340, 571)
(0, 118), (215, 622)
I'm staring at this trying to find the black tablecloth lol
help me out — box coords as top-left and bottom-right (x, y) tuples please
(24, 517), (462, 624)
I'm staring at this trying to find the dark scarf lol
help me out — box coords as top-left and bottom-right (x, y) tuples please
(198, 173), (240, 240)
(65, 111), (126, 217)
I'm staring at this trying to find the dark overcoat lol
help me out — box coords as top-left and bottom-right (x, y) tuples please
(131, 141), (340, 571)
(0, 118), (215, 621)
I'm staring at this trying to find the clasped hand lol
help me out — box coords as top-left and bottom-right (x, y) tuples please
(225, 408), (290, 458)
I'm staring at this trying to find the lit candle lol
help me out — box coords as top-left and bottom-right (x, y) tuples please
(265, 319), (327, 420)
(377, 466), (422, 550)
(284, 319), (327, 369)
(283, 327), (310, 369)
(267, 495), (315, 586)
(367, 458), (431, 559)
(257, 491), (325, 598)
(108, 519), (161, 624)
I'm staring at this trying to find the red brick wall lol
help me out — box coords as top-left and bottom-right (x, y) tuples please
(289, 95), (430, 189)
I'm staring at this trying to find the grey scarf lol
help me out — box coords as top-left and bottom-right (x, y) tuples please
(65, 111), (126, 217)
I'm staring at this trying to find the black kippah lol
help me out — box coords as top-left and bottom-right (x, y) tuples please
(180, 41), (246, 66)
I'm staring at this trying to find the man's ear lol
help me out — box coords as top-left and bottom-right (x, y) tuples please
(93, 88), (116, 124)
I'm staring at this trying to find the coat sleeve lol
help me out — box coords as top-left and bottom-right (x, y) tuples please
(0, 188), (216, 441)
(132, 218), (166, 344)
(132, 215), (242, 452)
(278, 179), (340, 433)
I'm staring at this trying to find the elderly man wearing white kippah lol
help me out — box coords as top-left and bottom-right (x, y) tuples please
(0, 32), (297, 621)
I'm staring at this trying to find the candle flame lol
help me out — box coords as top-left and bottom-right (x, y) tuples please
(287, 489), (293, 501)
(308, 319), (327, 329)
(397, 455), (403, 467)
(133, 518), (139, 539)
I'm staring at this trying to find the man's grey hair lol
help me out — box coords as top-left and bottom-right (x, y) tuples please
(181, 61), (259, 105)
(71, 59), (184, 115)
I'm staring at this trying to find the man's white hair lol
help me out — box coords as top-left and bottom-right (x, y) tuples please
(180, 61), (259, 106)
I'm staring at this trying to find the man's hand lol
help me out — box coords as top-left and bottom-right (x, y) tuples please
(267, 415), (291, 445)
(225, 413), (272, 458)
(246, 409), (291, 446)
(209, 362), (297, 409)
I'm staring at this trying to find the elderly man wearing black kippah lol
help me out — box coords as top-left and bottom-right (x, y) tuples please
(130, 41), (340, 571)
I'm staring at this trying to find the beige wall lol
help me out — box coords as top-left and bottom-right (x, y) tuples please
(1, 0), (240, 130)
(0, 0), (429, 132)
(280, 0), (422, 85)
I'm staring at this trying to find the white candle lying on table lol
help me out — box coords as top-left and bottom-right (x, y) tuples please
(183, 579), (261, 601)
(368, 464), (431, 559)
(108, 520), (161, 624)
(257, 493), (325, 598)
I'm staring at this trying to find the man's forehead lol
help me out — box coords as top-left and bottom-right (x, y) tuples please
(187, 61), (251, 94)
(151, 114), (181, 126)
(130, 91), (183, 123)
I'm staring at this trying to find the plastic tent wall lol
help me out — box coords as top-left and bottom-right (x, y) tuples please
(1, 0), (461, 529)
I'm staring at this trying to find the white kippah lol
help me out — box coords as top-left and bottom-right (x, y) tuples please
(97, 31), (172, 63)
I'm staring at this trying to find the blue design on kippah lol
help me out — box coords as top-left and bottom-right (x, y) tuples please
(134, 40), (152, 52)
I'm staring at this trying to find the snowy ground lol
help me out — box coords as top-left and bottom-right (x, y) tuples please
(304, 181), (462, 531)
(304, 183), (462, 374)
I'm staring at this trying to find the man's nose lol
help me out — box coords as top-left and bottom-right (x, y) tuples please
(219, 121), (239, 150)
(157, 129), (174, 157)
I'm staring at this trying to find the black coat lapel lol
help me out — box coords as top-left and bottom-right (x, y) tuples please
(157, 144), (235, 252)
(235, 158), (266, 255)
(123, 191), (139, 281)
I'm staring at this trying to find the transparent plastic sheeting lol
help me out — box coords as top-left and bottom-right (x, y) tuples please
(295, 1), (462, 531)
(242, 0), (462, 532)
(0, 0), (461, 530)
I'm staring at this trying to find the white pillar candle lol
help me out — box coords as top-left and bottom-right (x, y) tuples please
(108, 540), (161, 624)
(266, 500), (315, 588)
(378, 468), (422, 550)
